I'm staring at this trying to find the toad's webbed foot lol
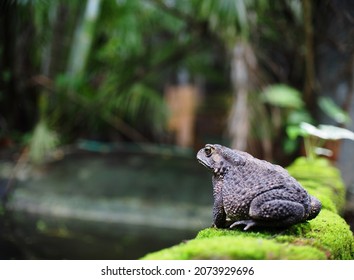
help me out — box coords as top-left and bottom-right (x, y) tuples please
(230, 220), (257, 231)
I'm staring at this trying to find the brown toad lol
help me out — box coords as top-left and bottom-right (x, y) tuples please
(197, 144), (321, 230)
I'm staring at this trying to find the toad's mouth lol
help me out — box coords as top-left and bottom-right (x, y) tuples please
(197, 158), (213, 171)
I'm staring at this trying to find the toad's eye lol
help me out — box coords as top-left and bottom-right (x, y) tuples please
(204, 146), (213, 157)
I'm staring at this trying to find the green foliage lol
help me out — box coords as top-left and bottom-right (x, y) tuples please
(28, 120), (59, 164)
(318, 97), (351, 124)
(102, 83), (168, 134)
(267, 84), (354, 159)
(194, 0), (248, 41)
(36, 220), (48, 232)
(299, 123), (354, 141)
(288, 122), (354, 159)
(191, 0), (273, 44)
(32, 0), (187, 142)
(260, 83), (354, 157)
(83, 0), (227, 138)
(3, 0), (353, 161)
(258, 84), (313, 154)
(262, 84), (304, 109)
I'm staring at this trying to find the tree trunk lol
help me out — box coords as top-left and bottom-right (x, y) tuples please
(228, 41), (257, 151)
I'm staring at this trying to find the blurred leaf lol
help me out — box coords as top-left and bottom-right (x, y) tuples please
(299, 122), (354, 141)
(36, 220), (48, 232)
(287, 109), (313, 125)
(29, 120), (59, 164)
(113, 84), (168, 133)
(299, 122), (324, 138)
(286, 125), (305, 140)
(262, 84), (304, 109)
(55, 73), (84, 90)
(317, 124), (354, 140)
(193, 0), (253, 42)
(283, 137), (299, 154)
(314, 147), (333, 157)
(318, 97), (351, 124)
(2, 70), (11, 82)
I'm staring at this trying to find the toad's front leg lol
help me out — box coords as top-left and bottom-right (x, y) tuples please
(212, 177), (227, 228)
(213, 191), (227, 228)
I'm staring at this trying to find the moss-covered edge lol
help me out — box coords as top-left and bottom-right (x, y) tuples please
(142, 157), (354, 260)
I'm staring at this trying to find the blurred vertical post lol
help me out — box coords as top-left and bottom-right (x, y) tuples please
(67, 0), (102, 78)
(302, 0), (315, 109)
(228, 41), (257, 151)
(165, 69), (200, 148)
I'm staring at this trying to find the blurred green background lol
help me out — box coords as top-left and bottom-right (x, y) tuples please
(0, 0), (354, 259)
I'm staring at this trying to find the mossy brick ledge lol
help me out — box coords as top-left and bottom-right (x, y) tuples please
(142, 157), (354, 260)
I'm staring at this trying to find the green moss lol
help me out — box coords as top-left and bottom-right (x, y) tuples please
(142, 234), (326, 260)
(279, 209), (353, 259)
(141, 157), (354, 260)
(143, 209), (353, 260)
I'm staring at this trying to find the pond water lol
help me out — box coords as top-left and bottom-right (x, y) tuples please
(0, 145), (213, 259)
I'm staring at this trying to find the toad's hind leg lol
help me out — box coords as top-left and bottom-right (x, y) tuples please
(230, 193), (306, 230)
(250, 199), (305, 225)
